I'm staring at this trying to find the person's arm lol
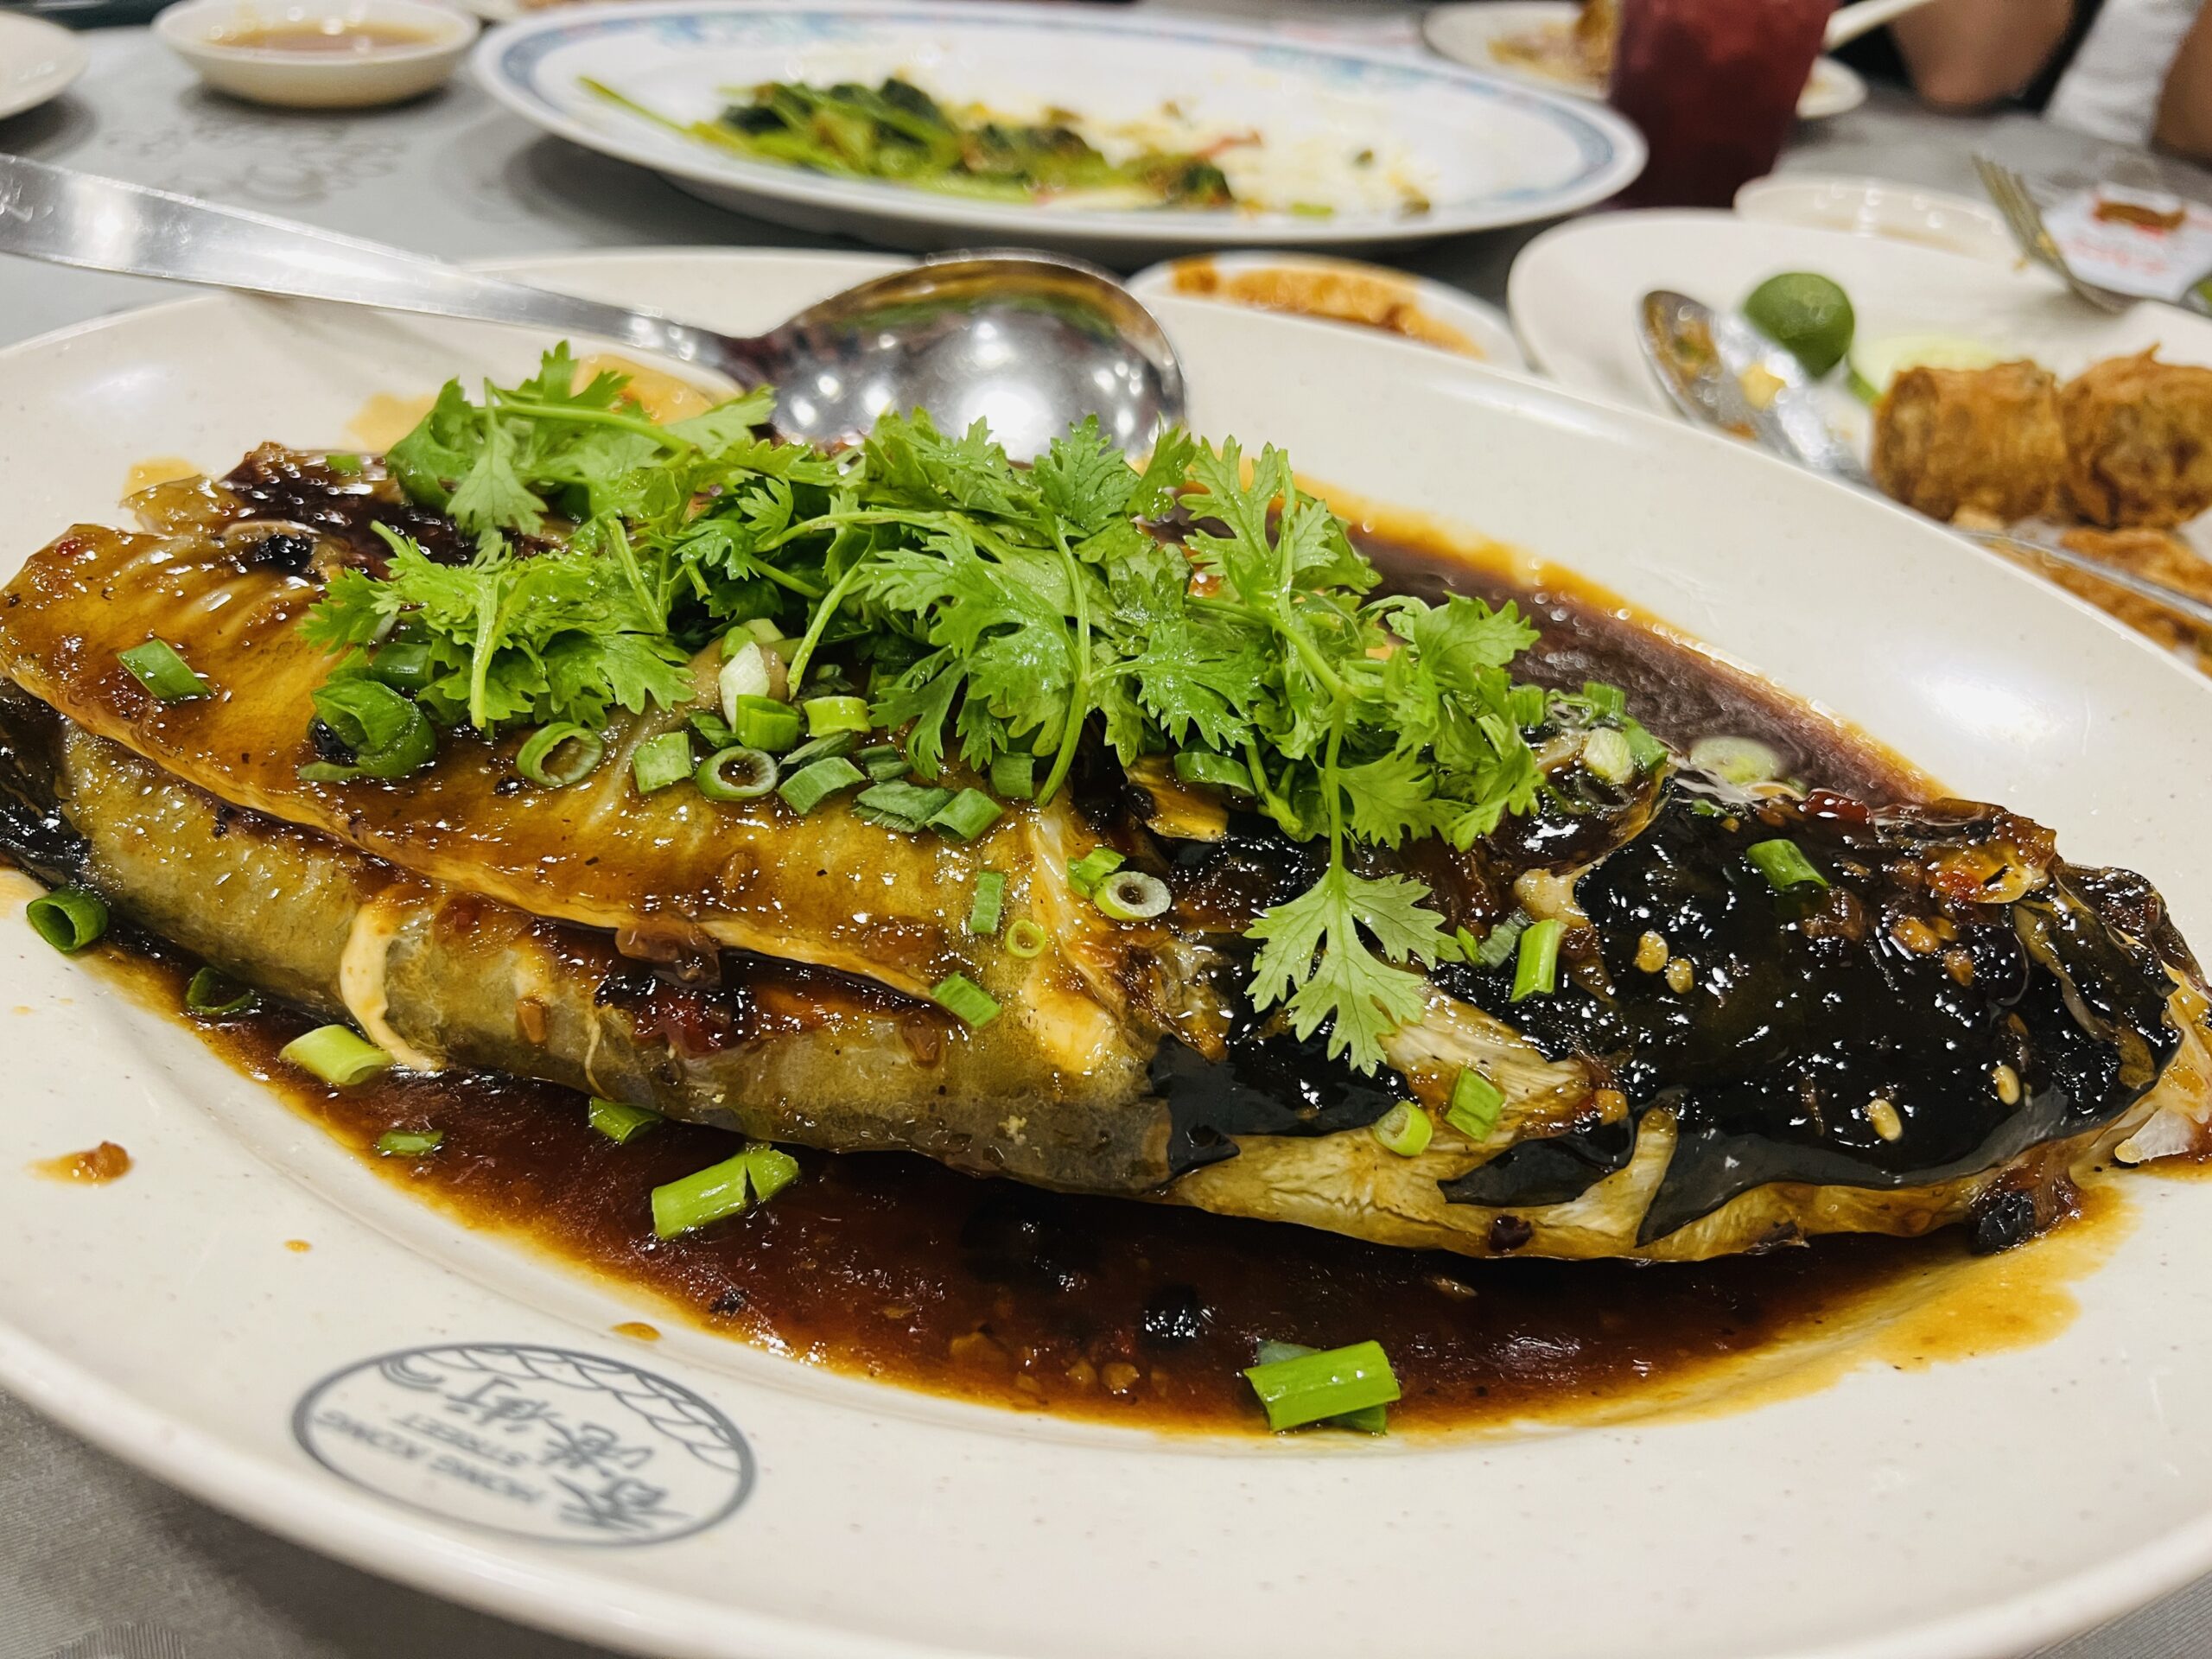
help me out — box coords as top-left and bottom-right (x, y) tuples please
(1888, 0), (2078, 110)
(2154, 3), (2212, 162)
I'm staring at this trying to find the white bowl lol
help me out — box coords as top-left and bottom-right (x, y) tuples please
(155, 0), (476, 109)
(1735, 172), (2018, 264)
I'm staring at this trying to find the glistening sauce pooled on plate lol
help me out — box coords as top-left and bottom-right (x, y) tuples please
(212, 19), (438, 53)
(46, 518), (2128, 1433)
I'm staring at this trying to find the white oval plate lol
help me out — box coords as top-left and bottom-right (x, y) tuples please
(469, 1), (1646, 259)
(1128, 250), (1528, 371)
(1421, 1), (1866, 120)
(0, 10), (89, 122)
(8, 250), (2212, 1659)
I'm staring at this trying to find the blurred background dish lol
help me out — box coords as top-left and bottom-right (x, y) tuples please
(1128, 249), (1527, 368)
(1734, 172), (2018, 264)
(0, 10), (90, 119)
(154, 0), (476, 107)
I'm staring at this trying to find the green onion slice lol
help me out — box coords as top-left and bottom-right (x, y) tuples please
(1510, 917), (1564, 1001)
(1582, 681), (1627, 719)
(324, 451), (365, 475)
(1094, 870), (1170, 923)
(1066, 847), (1125, 896)
(1470, 913), (1526, 969)
(375, 1128), (442, 1158)
(689, 709), (737, 751)
(1581, 728), (1635, 786)
(989, 752), (1036, 801)
(743, 1142), (800, 1204)
(1005, 918), (1049, 959)
(184, 965), (255, 1016)
(854, 780), (951, 832)
(729, 694), (802, 753)
(777, 755), (865, 815)
(930, 787), (1002, 842)
(803, 695), (871, 736)
(1242, 1339), (1401, 1433)
(1623, 718), (1669, 774)
(281, 1025), (391, 1086)
(1509, 683), (1548, 728)
(1747, 837), (1828, 891)
(1690, 734), (1784, 786)
(782, 730), (861, 768)
(1251, 1340), (1388, 1433)
(588, 1097), (664, 1145)
(367, 641), (434, 694)
(696, 746), (780, 803)
(931, 972), (1001, 1027)
(1172, 750), (1254, 794)
(308, 677), (435, 779)
(1446, 1067), (1506, 1141)
(631, 729), (694, 795)
(968, 871), (1007, 937)
(26, 887), (107, 953)
(519, 721), (605, 789)
(1370, 1102), (1433, 1159)
(651, 1142), (799, 1240)
(118, 638), (211, 702)
(858, 742), (910, 783)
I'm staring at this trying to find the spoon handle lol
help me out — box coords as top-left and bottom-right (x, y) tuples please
(0, 155), (753, 378)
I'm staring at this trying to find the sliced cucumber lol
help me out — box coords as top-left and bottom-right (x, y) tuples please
(1846, 333), (2007, 404)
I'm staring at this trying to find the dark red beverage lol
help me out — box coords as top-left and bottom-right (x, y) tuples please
(1608, 0), (1834, 207)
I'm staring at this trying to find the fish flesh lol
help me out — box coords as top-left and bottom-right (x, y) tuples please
(3, 450), (2207, 1261)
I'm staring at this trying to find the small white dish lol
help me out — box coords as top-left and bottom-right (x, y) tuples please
(1421, 1), (1867, 121)
(155, 0), (477, 109)
(1736, 172), (2019, 264)
(1128, 251), (1528, 372)
(0, 11), (90, 123)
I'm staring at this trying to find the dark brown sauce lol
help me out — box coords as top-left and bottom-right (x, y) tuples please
(37, 518), (2109, 1434)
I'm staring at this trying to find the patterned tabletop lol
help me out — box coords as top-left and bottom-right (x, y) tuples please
(3, 11), (2211, 1659)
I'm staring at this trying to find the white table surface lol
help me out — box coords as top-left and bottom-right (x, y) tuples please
(3, 11), (2212, 1659)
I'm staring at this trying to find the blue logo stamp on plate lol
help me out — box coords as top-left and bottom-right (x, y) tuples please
(293, 1343), (753, 1545)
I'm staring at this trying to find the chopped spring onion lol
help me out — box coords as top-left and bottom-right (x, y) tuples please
(281, 1025), (391, 1086)
(1510, 917), (1564, 1001)
(804, 695), (871, 736)
(854, 780), (952, 832)
(588, 1097), (664, 1145)
(1094, 869), (1171, 923)
(118, 638), (211, 702)
(26, 887), (107, 953)
(375, 1129), (442, 1158)
(367, 641), (433, 694)
(989, 752), (1036, 801)
(308, 678), (436, 780)
(1242, 1338), (1401, 1433)
(689, 709), (737, 750)
(1623, 718), (1669, 774)
(1172, 750), (1255, 794)
(1252, 1340), (1388, 1433)
(517, 721), (604, 789)
(968, 871), (1007, 937)
(729, 694), (802, 753)
(1471, 912), (1526, 970)
(1747, 837), (1828, 891)
(782, 729), (861, 768)
(739, 617), (784, 645)
(1509, 683), (1547, 728)
(1446, 1067), (1506, 1141)
(1581, 728), (1635, 786)
(930, 788), (1002, 842)
(1689, 734), (1783, 786)
(775, 754), (864, 815)
(1005, 918), (1049, 959)
(324, 451), (365, 476)
(1582, 681), (1627, 720)
(717, 641), (774, 725)
(696, 746), (780, 803)
(931, 972), (1001, 1027)
(651, 1142), (798, 1239)
(631, 730), (695, 794)
(1370, 1101), (1433, 1159)
(858, 742), (910, 783)
(184, 966), (254, 1016)
(1066, 847), (1125, 896)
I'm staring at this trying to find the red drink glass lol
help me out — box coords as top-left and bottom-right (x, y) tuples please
(1607, 0), (1834, 208)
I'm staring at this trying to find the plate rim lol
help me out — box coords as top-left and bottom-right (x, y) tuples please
(8, 246), (2212, 1659)
(0, 10), (91, 122)
(467, 0), (1648, 246)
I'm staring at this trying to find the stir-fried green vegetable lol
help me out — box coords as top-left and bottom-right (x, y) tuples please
(582, 75), (1237, 209)
(301, 346), (1664, 1073)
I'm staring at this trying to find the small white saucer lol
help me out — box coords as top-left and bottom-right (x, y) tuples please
(155, 0), (477, 109)
(1734, 173), (2018, 264)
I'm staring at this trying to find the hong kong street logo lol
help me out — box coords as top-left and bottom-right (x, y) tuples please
(293, 1342), (753, 1544)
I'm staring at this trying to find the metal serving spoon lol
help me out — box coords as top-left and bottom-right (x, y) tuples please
(1637, 288), (2212, 632)
(0, 154), (1184, 462)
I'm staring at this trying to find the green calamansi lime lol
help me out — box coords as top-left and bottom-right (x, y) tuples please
(1742, 272), (1857, 379)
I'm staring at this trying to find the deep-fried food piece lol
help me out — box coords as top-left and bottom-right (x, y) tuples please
(1573, 0), (1619, 75)
(1171, 263), (1479, 356)
(2021, 527), (2212, 675)
(1872, 361), (2065, 524)
(2061, 350), (2212, 529)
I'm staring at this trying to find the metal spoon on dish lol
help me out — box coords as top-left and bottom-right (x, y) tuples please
(0, 154), (1184, 463)
(1637, 288), (2212, 631)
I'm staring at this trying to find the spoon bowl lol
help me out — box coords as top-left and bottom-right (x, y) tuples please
(0, 156), (1184, 460)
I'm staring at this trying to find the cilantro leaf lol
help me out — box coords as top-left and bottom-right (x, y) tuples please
(1248, 864), (1447, 1073)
